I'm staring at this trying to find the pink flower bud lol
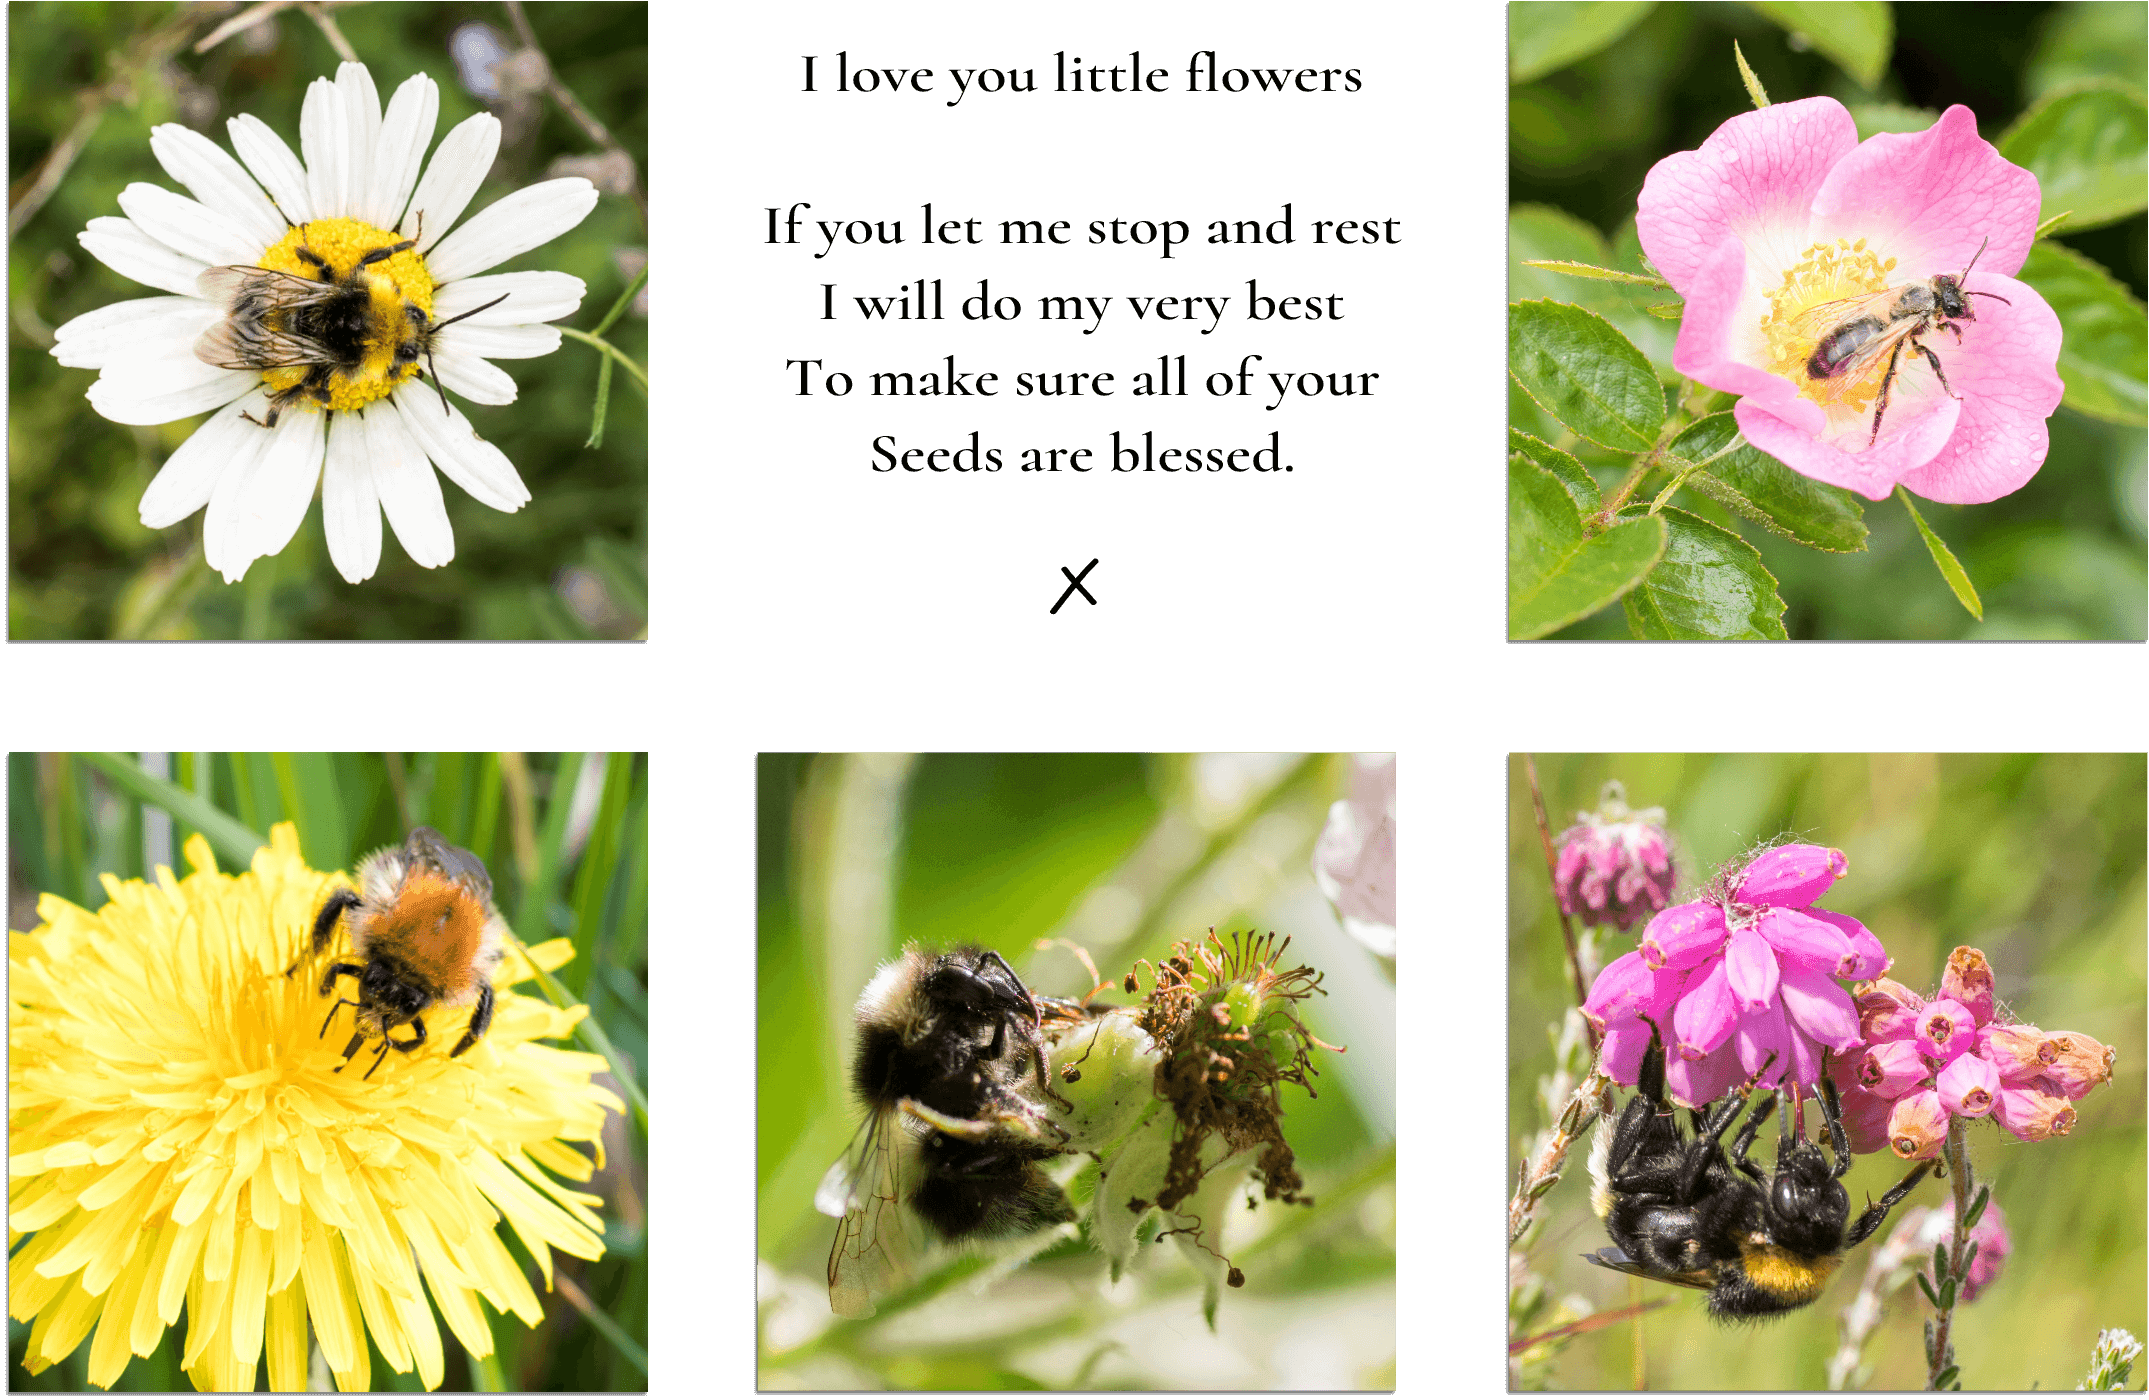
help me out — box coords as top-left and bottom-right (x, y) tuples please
(2043, 1032), (2116, 1100)
(1992, 1082), (2077, 1142)
(1858, 1039), (1931, 1097)
(1553, 803), (1677, 932)
(1936, 1052), (1999, 1117)
(1856, 979), (1925, 1041)
(1734, 844), (1848, 909)
(1640, 902), (1727, 971)
(1977, 1023), (2060, 1083)
(1887, 1089), (1949, 1160)
(1939, 947), (1997, 1026)
(1916, 999), (1975, 1061)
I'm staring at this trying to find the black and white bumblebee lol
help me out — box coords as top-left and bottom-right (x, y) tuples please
(815, 945), (1093, 1318)
(1584, 1024), (1931, 1320)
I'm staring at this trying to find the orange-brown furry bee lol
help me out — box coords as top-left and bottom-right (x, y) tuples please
(302, 826), (506, 1078)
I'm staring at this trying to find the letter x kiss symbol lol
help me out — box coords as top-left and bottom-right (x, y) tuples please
(1051, 558), (1098, 614)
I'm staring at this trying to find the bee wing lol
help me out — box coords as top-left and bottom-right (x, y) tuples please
(192, 266), (340, 370)
(1582, 1245), (1714, 1291)
(822, 1107), (915, 1319)
(403, 826), (495, 904)
(1768, 286), (1903, 349)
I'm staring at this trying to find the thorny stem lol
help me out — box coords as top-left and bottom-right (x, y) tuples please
(1925, 1117), (1975, 1390)
(1590, 451), (1661, 529)
(504, 0), (649, 225)
(1524, 755), (1596, 1049)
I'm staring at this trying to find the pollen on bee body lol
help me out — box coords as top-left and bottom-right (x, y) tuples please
(252, 216), (437, 413)
(257, 217), (436, 314)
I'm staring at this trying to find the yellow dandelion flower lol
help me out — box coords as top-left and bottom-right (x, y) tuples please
(9, 823), (622, 1391)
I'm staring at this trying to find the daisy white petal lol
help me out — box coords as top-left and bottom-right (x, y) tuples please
(438, 323), (561, 360)
(148, 124), (287, 249)
(115, 182), (259, 265)
(203, 416), (280, 579)
(399, 112), (501, 251)
(433, 270), (587, 325)
(77, 216), (207, 297)
(367, 74), (439, 230)
(301, 75), (352, 219)
(321, 411), (383, 582)
(87, 353), (254, 426)
(425, 178), (597, 282)
(427, 345), (519, 404)
(336, 63), (383, 226)
(52, 296), (218, 370)
(139, 390), (274, 529)
(228, 406), (328, 573)
(364, 401), (456, 568)
(225, 114), (315, 224)
(398, 391), (530, 511)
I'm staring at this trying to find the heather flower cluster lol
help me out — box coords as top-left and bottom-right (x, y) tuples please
(1552, 783), (1676, 932)
(1832, 946), (2115, 1160)
(1584, 843), (1887, 1106)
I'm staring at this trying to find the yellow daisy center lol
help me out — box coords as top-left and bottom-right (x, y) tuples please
(254, 217), (436, 414)
(1757, 237), (1900, 416)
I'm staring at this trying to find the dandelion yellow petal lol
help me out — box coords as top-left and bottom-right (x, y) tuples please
(171, 1158), (227, 1225)
(226, 1221), (272, 1374)
(156, 1207), (211, 1323)
(391, 1263), (447, 1390)
(37, 1188), (150, 1286)
(8, 1224), (69, 1320)
(129, 1222), (178, 1354)
(299, 1221), (363, 1374)
(396, 1205), (488, 1350)
(271, 1201), (304, 1292)
(203, 1198), (240, 1283)
(10, 1176), (75, 1231)
(86, 1232), (154, 1387)
(27, 1274), (100, 1371)
(250, 1170), (283, 1231)
(352, 1263), (413, 1373)
(268, 1142), (302, 1205)
(76, 1152), (158, 1213)
(264, 1276), (309, 1392)
(182, 1265), (228, 1369)
(460, 1224), (542, 1325)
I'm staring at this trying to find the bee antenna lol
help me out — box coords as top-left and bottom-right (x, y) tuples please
(420, 292), (512, 416)
(1957, 235), (1991, 281)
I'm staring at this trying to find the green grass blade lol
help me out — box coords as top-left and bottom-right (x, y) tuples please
(81, 753), (268, 868)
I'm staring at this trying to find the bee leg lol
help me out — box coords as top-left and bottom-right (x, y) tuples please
(1867, 337), (1910, 447)
(299, 889), (362, 969)
(1914, 338), (1959, 400)
(1816, 1060), (1854, 1175)
(356, 238), (417, 268)
(319, 994), (364, 1039)
(317, 960), (366, 998)
(1843, 1160), (1934, 1248)
(1726, 1089), (1779, 1181)
(294, 243), (332, 280)
(332, 1029), (366, 1072)
(363, 1038), (394, 1079)
(450, 984), (494, 1057)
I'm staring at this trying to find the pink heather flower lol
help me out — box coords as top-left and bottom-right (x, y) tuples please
(1637, 97), (2063, 504)
(1312, 753), (1395, 957)
(1584, 841), (1884, 1106)
(1943, 1201), (2012, 1304)
(1844, 945), (2114, 1157)
(1552, 785), (1676, 932)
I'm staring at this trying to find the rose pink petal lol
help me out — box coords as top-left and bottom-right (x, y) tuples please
(1937, 1051), (1999, 1117)
(1584, 950), (1689, 1031)
(1641, 902), (1727, 971)
(1723, 923), (1782, 1012)
(1807, 105), (2041, 283)
(1806, 908), (1889, 979)
(1673, 955), (1738, 1059)
(1664, 1039), (1745, 1109)
(1778, 964), (1860, 1052)
(1758, 906), (1856, 975)
(1734, 998), (1791, 1082)
(1787, 1019), (1827, 1087)
(1599, 1019), (1651, 1085)
(1735, 390), (1961, 499)
(1672, 237), (1826, 426)
(1636, 96), (1861, 293)
(1894, 272), (2066, 503)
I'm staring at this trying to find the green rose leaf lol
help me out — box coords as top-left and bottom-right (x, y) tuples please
(1999, 81), (2149, 232)
(2023, 240), (2149, 426)
(1510, 458), (1666, 639)
(1509, 299), (1665, 452)
(1509, 2), (1658, 85)
(1513, 207), (1678, 381)
(1670, 413), (1868, 552)
(2023, 2), (2148, 100)
(1510, 428), (1601, 512)
(1620, 507), (1788, 639)
(1748, 2), (1893, 91)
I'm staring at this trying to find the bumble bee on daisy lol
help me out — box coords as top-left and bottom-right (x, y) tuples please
(51, 61), (600, 583)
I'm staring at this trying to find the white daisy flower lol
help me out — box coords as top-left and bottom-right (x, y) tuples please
(50, 61), (599, 584)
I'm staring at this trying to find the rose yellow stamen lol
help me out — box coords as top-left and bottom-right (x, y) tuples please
(255, 217), (435, 413)
(1758, 237), (1900, 416)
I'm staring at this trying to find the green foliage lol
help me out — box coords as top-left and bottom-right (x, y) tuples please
(1509, 2), (1659, 86)
(1509, 5), (2148, 639)
(8, 3), (647, 639)
(756, 755), (1395, 1389)
(7, 752), (648, 1391)
(1617, 505), (1788, 638)
(1509, 456), (1666, 639)
(1511, 754), (2149, 1390)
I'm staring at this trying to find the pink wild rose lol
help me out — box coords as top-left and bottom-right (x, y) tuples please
(1637, 98), (2062, 504)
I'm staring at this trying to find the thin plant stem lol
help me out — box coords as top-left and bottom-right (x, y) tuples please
(502, 0), (648, 224)
(1524, 755), (1596, 1048)
(302, 2), (360, 63)
(1925, 1117), (1974, 1389)
(592, 265), (649, 338)
(560, 327), (648, 392)
(1508, 1068), (1609, 1247)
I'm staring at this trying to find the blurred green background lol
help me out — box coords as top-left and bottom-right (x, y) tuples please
(1509, 753), (2146, 1389)
(7, 752), (648, 1390)
(9, 2), (647, 639)
(1510, 1), (2148, 638)
(757, 754), (1396, 1390)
